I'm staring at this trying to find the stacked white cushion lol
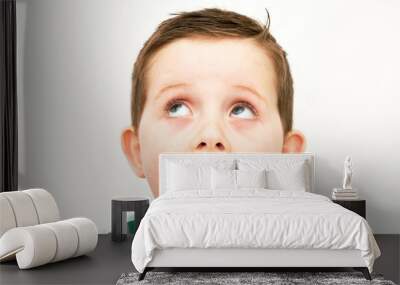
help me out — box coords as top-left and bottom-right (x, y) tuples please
(211, 168), (236, 190)
(167, 163), (211, 191)
(0, 189), (97, 269)
(266, 163), (308, 191)
(236, 169), (267, 189)
(166, 159), (235, 192)
(211, 169), (268, 190)
(165, 156), (310, 192)
(237, 159), (310, 191)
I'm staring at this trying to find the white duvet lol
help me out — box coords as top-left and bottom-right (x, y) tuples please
(131, 189), (380, 273)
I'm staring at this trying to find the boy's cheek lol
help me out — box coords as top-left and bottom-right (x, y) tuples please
(228, 122), (284, 152)
(229, 118), (275, 138)
(161, 117), (192, 131)
(144, 118), (194, 146)
(229, 119), (260, 132)
(140, 118), (191, 151)
(229, 132), (283, 152)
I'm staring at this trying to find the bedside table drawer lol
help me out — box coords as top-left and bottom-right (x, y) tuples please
(332, 200), (366, 219)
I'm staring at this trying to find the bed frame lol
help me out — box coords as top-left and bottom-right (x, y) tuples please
(139, 153), (371, 280)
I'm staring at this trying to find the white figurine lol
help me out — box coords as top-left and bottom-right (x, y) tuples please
(342, 156), (353, 190)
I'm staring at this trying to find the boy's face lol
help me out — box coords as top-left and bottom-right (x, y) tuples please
(122, 37), (305, 197)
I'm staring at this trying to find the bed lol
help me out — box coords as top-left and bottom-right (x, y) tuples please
(131, 153), (381, 281)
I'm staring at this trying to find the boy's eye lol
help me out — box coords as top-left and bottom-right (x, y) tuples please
(230, 103), (256, 119)
(167, 102), (191, 117)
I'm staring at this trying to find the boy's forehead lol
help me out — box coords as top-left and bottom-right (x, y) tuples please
(145, 37), (278, 103)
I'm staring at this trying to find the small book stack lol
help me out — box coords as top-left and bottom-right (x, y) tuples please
(332, 188), (358, 200)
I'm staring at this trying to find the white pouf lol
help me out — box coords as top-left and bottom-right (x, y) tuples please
(1, 191), (39, 227)
(0, 218), (98, 269)
(24, 188), (60, 224)
(42, 220), (79, 262)
(0, 189), (98, 269)
(0, 225), (57, 268)
(0, 196), (17, 237)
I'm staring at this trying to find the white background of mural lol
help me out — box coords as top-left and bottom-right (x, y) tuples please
(16, 0), (400, 234)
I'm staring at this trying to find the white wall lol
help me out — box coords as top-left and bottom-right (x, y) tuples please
(17, 0), (400, 234)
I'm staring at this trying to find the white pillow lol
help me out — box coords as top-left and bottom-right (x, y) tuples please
(236, 169), (267, 189)
(211, 168), (237, 190)
(266, 162), (308, 191)
(167, 163), (211, 191)
(166, 159), (236, 192)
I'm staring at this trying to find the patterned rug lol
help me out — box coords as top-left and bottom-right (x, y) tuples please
(116, 271), (396, 285)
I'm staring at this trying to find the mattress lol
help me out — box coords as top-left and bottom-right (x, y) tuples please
(131, 189), (381, 273)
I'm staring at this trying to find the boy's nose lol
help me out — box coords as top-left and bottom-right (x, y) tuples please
(196, 141), (226, 151)
(192, 124), (231, 152)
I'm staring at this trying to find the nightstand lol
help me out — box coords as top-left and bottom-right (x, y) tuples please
(111, 197), (149, 242)
(332, 199), (366, 219)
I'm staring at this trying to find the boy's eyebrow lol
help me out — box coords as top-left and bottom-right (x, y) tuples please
(155, 83), (189, 100)
(154, 83), (267, 102)
(232, 84), (266, 101)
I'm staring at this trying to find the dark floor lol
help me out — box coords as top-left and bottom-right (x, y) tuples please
(0, 235), (133, 285)
(375, 234), (400, 284)
(0, 234), (398, 285)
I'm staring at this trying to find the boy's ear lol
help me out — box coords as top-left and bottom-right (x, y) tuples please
(121, 127), (145, 178)
(282, 130), (307, 153)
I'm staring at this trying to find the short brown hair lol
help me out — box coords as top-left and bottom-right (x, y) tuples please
(131, 8), (294, 134)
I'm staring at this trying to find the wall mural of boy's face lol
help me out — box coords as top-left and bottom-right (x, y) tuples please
(122, 37), (306, 197)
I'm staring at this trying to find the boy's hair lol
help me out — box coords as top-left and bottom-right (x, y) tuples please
(131, 8), (294, 135)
